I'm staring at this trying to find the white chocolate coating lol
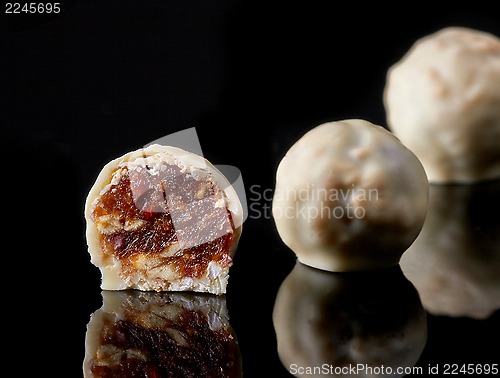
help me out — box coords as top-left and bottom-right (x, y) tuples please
(384, 27), (500, 183)
(272, 119), (428, 272)
(84, 144), (243, 295)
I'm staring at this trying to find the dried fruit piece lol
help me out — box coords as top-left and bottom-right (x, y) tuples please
(83, 291), (242, 377)
(85, 145), (243, 295)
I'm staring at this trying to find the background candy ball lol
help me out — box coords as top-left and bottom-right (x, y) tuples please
(272, 119), (428, 272)
(384, 27), (500, 184)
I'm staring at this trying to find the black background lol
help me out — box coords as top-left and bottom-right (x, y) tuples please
(1, 1), (499, 377)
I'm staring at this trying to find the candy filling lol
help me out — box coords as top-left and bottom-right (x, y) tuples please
(90, 159), (235, 281)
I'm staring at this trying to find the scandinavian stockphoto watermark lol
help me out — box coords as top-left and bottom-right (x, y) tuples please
(130, 127), (379, 225)
(289, 363), (423, 376)
(288, 363), (499, 376)
(248, 184), (379, 221)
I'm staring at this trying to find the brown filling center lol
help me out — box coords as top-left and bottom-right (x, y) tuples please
(91, 161), (234, 278)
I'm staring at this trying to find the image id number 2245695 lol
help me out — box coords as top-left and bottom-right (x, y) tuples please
(5, 3), (60, 14)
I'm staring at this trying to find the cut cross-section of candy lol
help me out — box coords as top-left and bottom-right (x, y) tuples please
(85, 145), (243, 295)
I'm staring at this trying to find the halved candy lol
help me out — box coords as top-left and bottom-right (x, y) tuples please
(84, 144), (243, 295)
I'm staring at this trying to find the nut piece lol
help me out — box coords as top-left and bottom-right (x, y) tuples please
(272, 119), (428, 272)
(84, 145), (243, 295)
(384, 27), (500, 184)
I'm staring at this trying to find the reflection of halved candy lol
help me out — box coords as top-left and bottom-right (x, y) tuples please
(83, 291), (242, 377)
(85, 145), (243, 295)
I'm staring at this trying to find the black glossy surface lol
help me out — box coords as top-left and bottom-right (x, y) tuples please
(2, 2), (499, 377)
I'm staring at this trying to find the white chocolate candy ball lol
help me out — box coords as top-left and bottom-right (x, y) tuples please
(272, 119), (428, 272)
(384, 27), (500, 184)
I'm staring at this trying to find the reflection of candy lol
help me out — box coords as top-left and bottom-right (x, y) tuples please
(272, 262), (427, 378)
(84, 145), (243, 294)
(385, 27), (500, 184)
(400, 181), (500, 319)
(83, 291), (242, 377)
(272, 119), (428, 272)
